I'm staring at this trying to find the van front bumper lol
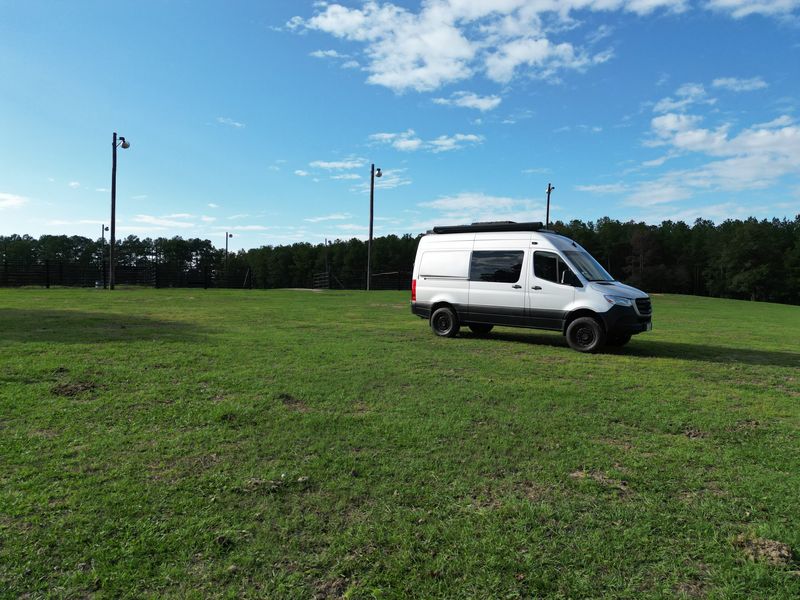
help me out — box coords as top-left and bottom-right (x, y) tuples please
(601, 305), (652, 335)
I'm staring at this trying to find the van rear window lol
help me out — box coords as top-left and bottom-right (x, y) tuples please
(470, 251), (523, 283)
(419, 251), (470, 278)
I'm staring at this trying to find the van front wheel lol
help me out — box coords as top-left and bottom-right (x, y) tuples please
(566, 317), (606, 353)
(431, 307), (460, 338)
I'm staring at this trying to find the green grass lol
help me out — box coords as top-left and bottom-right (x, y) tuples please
(1, 288), (799, 598)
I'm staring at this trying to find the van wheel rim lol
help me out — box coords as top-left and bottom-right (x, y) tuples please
(576, 326), (595, 347)
(435, 315), (450, 333)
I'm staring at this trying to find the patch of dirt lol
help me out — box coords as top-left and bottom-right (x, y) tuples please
(51, 381), (96, 397)
(729, 419), (761, 432)
(518, 481), (549, 502)
(570, 469), (629, 494)
(277, 392), (310, 413)
(237, 475), (310, 495)
(674, 563), (710, 598)
(684, 427), (707, 439)
(596, 437), (633, 451)
(314, 577), (349, 599)
(29, 429), (59, 439)
(734, 535), (793, 566)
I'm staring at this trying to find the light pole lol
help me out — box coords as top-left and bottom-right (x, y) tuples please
(225, 232), (233, 272)
(101, 224), (109, 288)
(109, 132), (130, 290)
(366, 163), (382, 291)
(545, 182), (555, 229)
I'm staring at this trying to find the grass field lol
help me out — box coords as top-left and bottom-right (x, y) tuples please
(1, 288), (799, 598)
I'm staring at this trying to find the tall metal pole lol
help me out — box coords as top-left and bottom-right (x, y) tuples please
(109, 133), (117, 289)
(225, 232), (230, 272)
(545, 183), (555, 229)
(367, 164), (375, 291)
(101, 224), (107, 289)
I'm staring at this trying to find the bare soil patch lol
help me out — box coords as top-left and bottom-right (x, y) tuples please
(734, 535), (793, 566)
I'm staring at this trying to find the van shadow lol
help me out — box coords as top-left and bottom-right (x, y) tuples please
(468, 330), (800, 368)
(0, 309), (208, 344)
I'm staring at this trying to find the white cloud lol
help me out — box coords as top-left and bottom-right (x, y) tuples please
(296, 1), (699, 93)
(68, 181), (80, 189)
(574, 183), (628, 194)
(0, 192), (29, 209)
(217, 116), (245, 128)
(133, 214), (195, 228)
(132, 194), (148, 200)
(653, 83), (715, 113)
(201, 215), (216, 223)
(414, 191), (543, 229)
(292, 1), (793, 94)
(95, 188), (109, 192)
(331, 173), (361, 180)
(351, 168), (412, 193)
(227, 214), (250, 220)
(309, 158), (366, 169)
(430, 133), (484, 153)
(341, 60), (360, 69)
(294, 169), (310, 177)
(485, 37), (611, 84)
(208, 203), (219, 208)
(309, 49), (347, 58)
(712, 76), (768, 92)
(705, 0), (800, 18)
(639, 112), (799, 203)
(433, 91), (502, 112)
(369, 129), (482, 153)
(305, 213), (352, 223)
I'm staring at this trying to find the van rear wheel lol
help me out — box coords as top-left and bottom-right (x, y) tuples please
(468, 324), (493, 335)
(431, 307), (460, 338)
(566, 317), (606, 353)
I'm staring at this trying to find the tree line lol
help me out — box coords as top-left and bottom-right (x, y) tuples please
(1, 215), (798, 303)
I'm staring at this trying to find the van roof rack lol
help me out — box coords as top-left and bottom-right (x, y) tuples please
(430, 221), (544, 234)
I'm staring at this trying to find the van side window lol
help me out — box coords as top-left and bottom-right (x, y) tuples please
(470, 251), (523, 283)
(534, 251), (578, 285)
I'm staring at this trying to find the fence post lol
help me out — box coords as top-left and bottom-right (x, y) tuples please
(45, 259), (50, 289)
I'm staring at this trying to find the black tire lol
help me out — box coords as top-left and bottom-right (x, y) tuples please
(468, 323), (494, 335)
(606, 333), (632, 347)
(566, 317), (606, 353)
(430, 306), (460, 338)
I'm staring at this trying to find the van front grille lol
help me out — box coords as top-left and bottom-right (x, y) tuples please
(636, 297), (652, 315)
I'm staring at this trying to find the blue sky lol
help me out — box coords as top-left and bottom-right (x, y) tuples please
(1, 0), (799, 251)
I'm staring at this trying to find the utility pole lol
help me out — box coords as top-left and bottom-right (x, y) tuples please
(101, 224), (109, 289)
(545, 183), (555, 229)
(366, 163), (381, 291)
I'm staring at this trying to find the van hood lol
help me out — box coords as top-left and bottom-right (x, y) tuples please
(588, 281), (648, 299)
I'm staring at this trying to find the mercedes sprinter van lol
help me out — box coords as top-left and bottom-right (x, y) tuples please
(410, 221), (652, 352)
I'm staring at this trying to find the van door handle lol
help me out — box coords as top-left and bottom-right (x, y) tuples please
(512, 284), (522, 289)
(531, 286), (542, 290)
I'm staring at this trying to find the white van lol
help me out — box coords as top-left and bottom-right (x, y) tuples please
(411, 222), (652, 352)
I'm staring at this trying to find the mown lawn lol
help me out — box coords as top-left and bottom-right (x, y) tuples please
(1, 288), (799, 598)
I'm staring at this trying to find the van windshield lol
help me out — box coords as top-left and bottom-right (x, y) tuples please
(563, 250), (614, 282)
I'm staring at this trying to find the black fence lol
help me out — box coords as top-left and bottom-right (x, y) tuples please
(0, 260), (252, 289)
(0, 260), (409, 291)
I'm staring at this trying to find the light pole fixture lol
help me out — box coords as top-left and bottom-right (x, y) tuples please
(225, 232), (233, 272)
(109, 132), (130, 290)
(366, 163), (382, 291)
(545, 182), (555, 229)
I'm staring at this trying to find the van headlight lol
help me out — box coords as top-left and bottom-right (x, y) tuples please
(604, 295), (634, 307)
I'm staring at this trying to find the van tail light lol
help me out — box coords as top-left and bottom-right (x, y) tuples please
(411, 279), (416, 301)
